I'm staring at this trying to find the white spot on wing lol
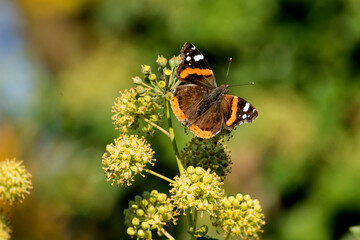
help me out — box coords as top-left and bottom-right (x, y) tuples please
(253, 108), (256, 113)
(242, 114), (247, 119)
(243, 102), (250, 112)
(194, 54), (204, 62)
(191, 46), (196, 50)
(186, 56), (191, 61)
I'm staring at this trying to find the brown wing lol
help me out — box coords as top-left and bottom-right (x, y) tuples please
(222, 94), (258, 129)
(176, 42), (217, 89)
(189, 102), (223, 138)
(170, 84), (209, 125)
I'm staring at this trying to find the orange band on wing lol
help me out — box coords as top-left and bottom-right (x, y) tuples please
(170, 96), (186, 121)
(226, 96), (238, 126)
(180, 68), (213, 79)
(189, 124), (214, 139)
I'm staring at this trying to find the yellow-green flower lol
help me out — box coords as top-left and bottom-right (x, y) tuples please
(102, 134), (155, 186)
(170, 166), (224, 213)
(0, 209), (11, 240)
(156, 56), (167, 68)
(164, 68), (172, 76)
(169, 55), (181, 68)
(148, 73), (157, 81)
(141, 65), (151, 74)
(0, 158), (32, 205)
(112, 87), (162, 134)
(212, 193), (265, 239)
(181, 137), (232, 179)
(124, 190), (177, 239)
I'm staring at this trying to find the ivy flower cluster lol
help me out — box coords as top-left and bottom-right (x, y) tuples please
(102, 134), (155, 186)
(0, 158), (32, 239)
(124, 190), (177, 239)
(170, 166), (224, 213)
(112, 87), (162, 134)
(0, 210), (11, 240)
(212, 193), (266, 239)
(0, 158), (33, 204)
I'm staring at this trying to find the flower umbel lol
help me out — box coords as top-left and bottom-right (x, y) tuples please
(0, 209), (11, 240)
(111, 87), (162, 134)
(0, 158), (33, 205)
(212, 193), (265, 239)
(181, 137), (232, 179)
(124, 190), (177, 239)
(102, 134), (155, 186)
(170, 166), (224, 213)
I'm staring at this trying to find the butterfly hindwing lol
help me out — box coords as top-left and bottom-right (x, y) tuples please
(176, 42), (217, 89)
(222, 94), (258, 129)
(170, 84), (209, 124)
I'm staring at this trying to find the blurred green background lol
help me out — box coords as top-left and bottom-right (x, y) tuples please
(1, 0), (360, 239)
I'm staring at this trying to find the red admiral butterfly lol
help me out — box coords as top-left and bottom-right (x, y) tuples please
(170, 42), (258, 139)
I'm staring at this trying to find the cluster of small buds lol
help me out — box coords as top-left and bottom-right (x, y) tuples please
(212, 193), (265, 239)
(0, 210), (11, 240)
(102, 134), (155, 186)
(170, 166), (224, 213)
(124, 190), (177, 239)
(133, 55), (182, 99)
(111, 87), (162, 134)
(181, 137), (232, 179)
(0, 158), (33, 205)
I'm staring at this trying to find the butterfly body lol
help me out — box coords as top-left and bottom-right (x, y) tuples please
(171, 42), (258, 139)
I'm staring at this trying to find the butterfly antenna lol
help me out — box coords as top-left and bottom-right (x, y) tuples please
(231, 82), (255, 87)
(225, 57), (232, 81)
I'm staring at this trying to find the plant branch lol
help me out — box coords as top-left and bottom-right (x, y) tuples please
(160, 228), (175, 240)
(165, 99), (184, 174)
(143, 118), (170, 137)
(145, 169), (174, 183)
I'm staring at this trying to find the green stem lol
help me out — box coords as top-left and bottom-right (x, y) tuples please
(166, 99), (184, 174)
(224, 231), (232, 240)
(143, 118), (170, 137)
(186, 209), (196, 240)
(141, 82), (163, 94)
(160, 228), (175, 240)
(145, 169), (175, 183)
(193, 208), (198, 232)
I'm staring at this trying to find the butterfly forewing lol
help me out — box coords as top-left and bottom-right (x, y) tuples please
(176, 42), (217, 89)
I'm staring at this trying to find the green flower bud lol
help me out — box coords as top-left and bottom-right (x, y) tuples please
(169, 55), (181, 68)
(132, 76), (143, 84)
(158, 80), (166, 88)
(156, 55), (167, 67)
(141, 65), (151, 74)
(164, 68), (172, 76)
(127, 227), (136, 236)
(148, 73), (157, 81)
(181, 137), (232, 179)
